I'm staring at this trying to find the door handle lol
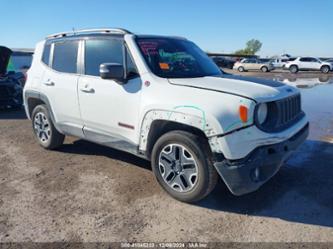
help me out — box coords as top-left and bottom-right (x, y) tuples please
(80, 85), (95, 93)
(43, 80), (55, 86)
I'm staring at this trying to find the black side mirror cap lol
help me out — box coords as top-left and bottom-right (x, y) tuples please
(100, 63), (125, 83)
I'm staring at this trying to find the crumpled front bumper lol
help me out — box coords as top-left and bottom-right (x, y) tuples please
(214, 122), (309, 196)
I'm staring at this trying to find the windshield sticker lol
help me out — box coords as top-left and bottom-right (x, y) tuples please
(159, 63), (170, 70)
(138, 41), (159, 55)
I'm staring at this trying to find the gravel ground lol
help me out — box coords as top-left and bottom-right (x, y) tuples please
(0, 71), (333, 243)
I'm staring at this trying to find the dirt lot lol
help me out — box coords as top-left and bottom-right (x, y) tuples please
(0, 71), (333, 243)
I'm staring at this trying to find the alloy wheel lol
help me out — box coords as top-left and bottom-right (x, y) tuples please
(158, 144), (198, 193)
(33, 112), (51, 143)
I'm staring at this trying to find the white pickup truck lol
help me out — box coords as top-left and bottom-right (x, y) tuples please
(23, 28), (308, 202)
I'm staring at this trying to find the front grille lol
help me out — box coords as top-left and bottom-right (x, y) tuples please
(257, 94), (304, 132)
(276, 94), (302, 127)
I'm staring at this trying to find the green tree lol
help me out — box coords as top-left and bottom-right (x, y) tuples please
(235, 39), (262, 55)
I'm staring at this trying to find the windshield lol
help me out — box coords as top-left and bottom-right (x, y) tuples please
(136, 37), (223, 78)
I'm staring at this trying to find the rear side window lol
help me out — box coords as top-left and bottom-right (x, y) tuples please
(52, 41), (79, 73)
(42, 44), (51, 65)
(85, 39), (123, 76)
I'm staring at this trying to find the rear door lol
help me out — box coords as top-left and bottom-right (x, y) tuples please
(308, 57), (321, 70)
(40, 39), (84, 137)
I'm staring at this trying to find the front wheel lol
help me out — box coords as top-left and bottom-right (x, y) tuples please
(31, 105), (65, 150)
(151, 131), (218, 203)
(321, 65), (330, 74)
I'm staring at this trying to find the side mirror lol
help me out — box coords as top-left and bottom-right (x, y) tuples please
(99, 63), (125, 83)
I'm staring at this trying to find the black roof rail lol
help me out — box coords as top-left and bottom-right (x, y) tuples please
(46, 28), (132, 39)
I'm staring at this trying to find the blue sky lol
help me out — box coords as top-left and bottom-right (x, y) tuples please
(1, 0), (332, 57)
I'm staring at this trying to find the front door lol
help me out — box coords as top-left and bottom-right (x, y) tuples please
(299, 57), (312, 70)
(78, 38), (142, 148)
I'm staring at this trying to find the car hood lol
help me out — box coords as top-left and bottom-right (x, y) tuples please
(0, 46), (12, 75)
(168, 74), (297, 102)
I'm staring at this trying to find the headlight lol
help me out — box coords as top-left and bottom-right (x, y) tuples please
(257, 103), (268, 124)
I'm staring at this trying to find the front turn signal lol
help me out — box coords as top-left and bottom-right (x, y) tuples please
(239, 105), (248, 123)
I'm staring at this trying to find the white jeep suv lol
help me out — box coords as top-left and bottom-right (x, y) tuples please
(24, 28), (309, 202)
(284, 57), (332, 73)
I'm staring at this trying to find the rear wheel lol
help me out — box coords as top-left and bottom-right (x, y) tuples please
(289, 65), (298, 73)
(31, 105), (65, 150)
(151, 131), (218, 203)
(238, 66), (245, 72)
(321, 65), (330, 74)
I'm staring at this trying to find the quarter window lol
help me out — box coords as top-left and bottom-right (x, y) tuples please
(85, 39), (123, 76)
(42, 43), (51, 65)
(126, 48), (139, 78)
(52, 41), (79, 73)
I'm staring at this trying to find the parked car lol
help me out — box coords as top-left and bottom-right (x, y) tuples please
(24, 28), (308, 202)
(233, 58), (274, 72)
(211, 56), (235, 69)
(284, 57), (332, 73)
(0, 46), (23, 109)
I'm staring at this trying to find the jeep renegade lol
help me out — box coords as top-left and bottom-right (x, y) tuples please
(24, 28), (309, 202)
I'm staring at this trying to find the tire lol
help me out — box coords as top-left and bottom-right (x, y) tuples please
(321, 65), (330, 74)
(261, 66), (268, 72)
(151, 131), (218, 203)
(238, 66), (245, 72)
(31, 104), (65, 150)
(289, 65), (298, 73)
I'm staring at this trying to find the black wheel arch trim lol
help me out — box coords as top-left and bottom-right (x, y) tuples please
(24, 90), (62, 132)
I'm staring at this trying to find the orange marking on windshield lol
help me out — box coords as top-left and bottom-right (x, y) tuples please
(159, 63), (170, 70)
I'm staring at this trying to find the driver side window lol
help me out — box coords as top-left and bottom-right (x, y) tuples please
(84, 39), (123, 76)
